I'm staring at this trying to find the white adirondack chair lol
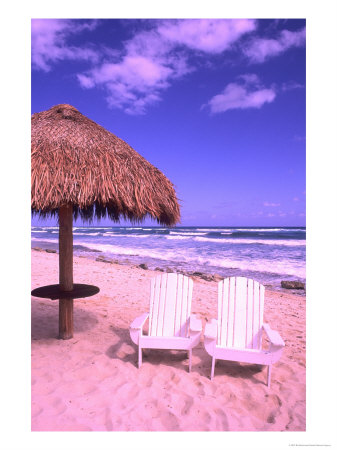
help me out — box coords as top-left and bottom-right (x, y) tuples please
(130, 273), (202, 372)
(204, 277), (284, 387)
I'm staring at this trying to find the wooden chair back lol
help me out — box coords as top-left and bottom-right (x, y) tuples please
(149, 273), (193, 338)
(217, 277), (265, 349)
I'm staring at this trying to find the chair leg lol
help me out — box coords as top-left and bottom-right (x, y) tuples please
(188, 349), (192, 373)
(267, 364), (272, 387)
(211, 356), (216, 380)
(138, 346), (142, 368)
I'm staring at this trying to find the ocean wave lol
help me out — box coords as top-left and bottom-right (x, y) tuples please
(31, 237), (57, 243)
(31, 230), (48, 233)
(73, 232), (102, 236)
(195, 228), (233, 233)
(231, 228), (284, 232)
(193, 227), (305, 233)
(78, 242), (305, 278)
(202, 257), (306, 278)
(194, 237), (306, 246)
(74, 227), (115, 232)
(166, 235), (191, 240)
(80, 243), (158, 257)
(224, 228), (304, 232)
(169, 232), (207, 236)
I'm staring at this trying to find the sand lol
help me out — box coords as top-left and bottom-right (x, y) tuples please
(31, 249), (306, 432)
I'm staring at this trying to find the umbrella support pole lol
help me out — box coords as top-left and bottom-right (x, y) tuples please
(59, 298), (74, 340)
(59, 204), (74, 339)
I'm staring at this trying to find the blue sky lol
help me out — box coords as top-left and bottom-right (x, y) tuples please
(31, 18), (306, 227)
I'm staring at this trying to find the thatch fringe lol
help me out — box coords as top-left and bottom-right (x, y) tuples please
(31, 104), (180, 226)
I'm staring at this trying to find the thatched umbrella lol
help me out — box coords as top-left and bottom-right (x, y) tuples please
(31, 104), (180, 339)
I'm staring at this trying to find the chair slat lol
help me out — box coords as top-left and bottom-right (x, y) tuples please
(162, 273), (178, 336)
(149, 275), (161, 335)
(156, 273), (168, 336)
(246, 278), (254, 348)
(257, 284), (265, 349)
(226, 277), (236, 347)
(218, 278), (229, 346)
(174, 274), (184, 336)
(180, 276), (191, 338)
(233, 277), (248, 348)
(149, 277), (155, 334)
(252, 280), (262, 349)
(149, 273), (193, 338)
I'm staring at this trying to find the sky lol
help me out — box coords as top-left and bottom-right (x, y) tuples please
(31, 18), (306, 227)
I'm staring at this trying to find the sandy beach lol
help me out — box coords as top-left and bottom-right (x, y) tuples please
(31, 248), (306, 432)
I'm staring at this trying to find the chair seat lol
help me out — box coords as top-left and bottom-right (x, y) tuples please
(213, 345), (272, 365)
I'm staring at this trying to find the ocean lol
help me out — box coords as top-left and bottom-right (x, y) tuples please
(31, 226), (306, 291)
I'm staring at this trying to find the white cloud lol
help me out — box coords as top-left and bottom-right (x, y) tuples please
(294, 135), (306, 142)
(244, 27), (306, 63)
(31, 19), (100, 71)
(157, 19), (256, 53)
(77, 19), (258, 114)
(281, 81), (305, 91)
(78, 50), (190, 115)
(263, 202), (280, 207)
(205, 74), (276, 114)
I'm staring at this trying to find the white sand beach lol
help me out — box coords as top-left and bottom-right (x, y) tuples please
(31, 249), (306, 431)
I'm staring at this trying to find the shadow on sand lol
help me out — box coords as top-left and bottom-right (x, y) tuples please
(31, 298), (99, 340)
(105, 325), (266, 384)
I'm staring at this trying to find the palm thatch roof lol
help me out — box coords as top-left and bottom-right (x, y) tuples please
(31, 104), (180, 225)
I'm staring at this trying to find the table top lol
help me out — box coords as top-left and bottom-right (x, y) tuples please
(31, 284), (100, 300)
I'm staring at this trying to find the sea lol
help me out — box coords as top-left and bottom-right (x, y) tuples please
(31, 226), (306, 292)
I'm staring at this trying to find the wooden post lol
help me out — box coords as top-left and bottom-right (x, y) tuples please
(59, 204), (74, 339)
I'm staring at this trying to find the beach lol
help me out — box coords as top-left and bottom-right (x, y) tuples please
(31, 248), (306, 432)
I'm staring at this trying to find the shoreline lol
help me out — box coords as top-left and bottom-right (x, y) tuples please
(31, 249), (306, 431)
(32, 246), (306, 295)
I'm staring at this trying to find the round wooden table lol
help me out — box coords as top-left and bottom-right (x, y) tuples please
(31, 284), (100, 339)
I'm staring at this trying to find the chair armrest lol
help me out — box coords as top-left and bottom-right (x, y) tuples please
(263, 323), (285, 347)
(130, 313), (149, 330)
(190, 314), (202, 332)
(204, 319), (217, 340)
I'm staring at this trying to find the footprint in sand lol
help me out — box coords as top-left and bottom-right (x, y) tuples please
(181, 395), (194, 415)
(104, 407), (114, 431)
(213, 408), (229, 430)
(41, 396), (67, 416)
(170, 371), (180, 385)
(159, 410), (181, 431)
(31, 402), (43, 418)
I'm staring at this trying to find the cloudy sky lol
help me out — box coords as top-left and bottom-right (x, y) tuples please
(31, 18), (306, 226)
